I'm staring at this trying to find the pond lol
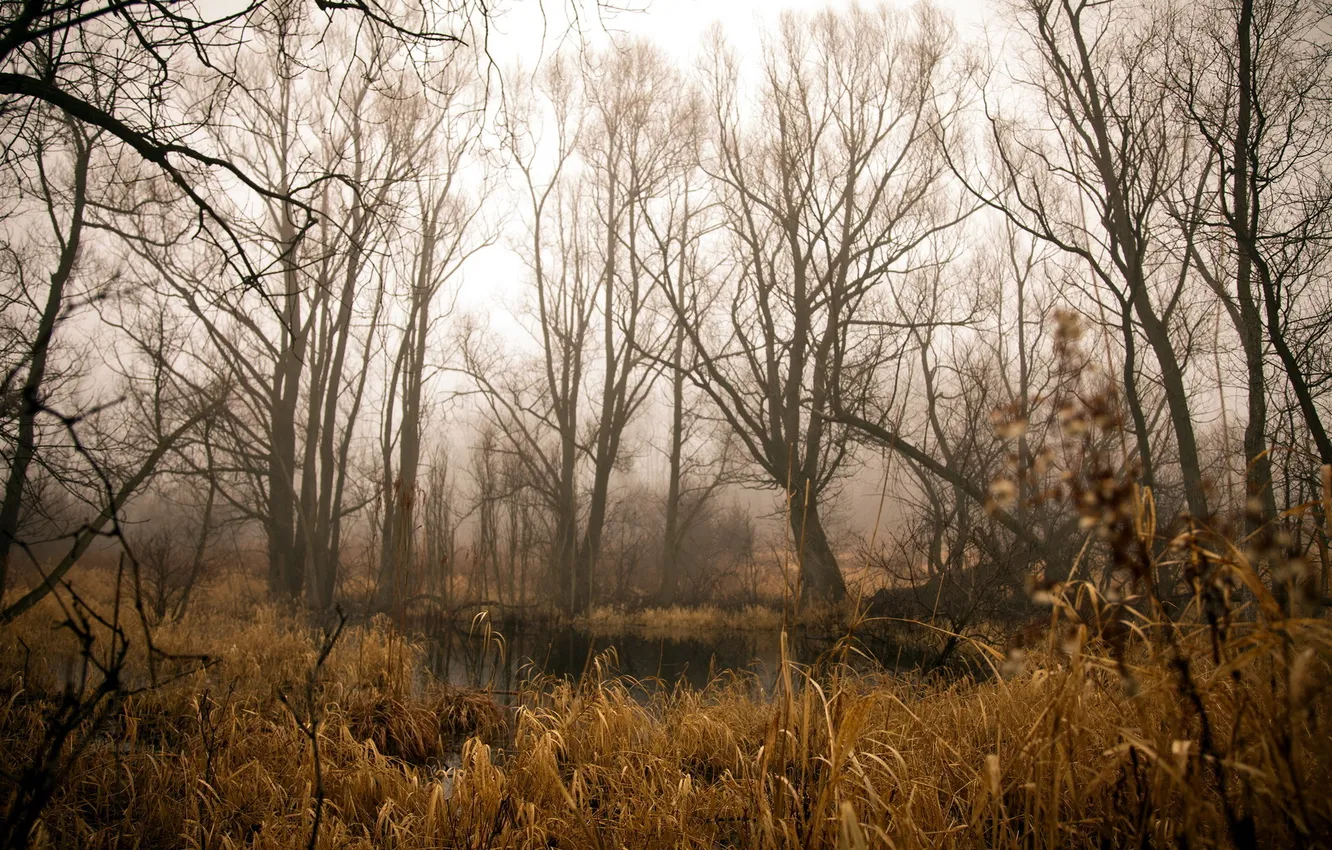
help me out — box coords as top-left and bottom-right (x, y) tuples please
(416, 620), (936, 700)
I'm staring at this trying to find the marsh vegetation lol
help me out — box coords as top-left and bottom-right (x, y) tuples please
(2, 0), (1332, 846)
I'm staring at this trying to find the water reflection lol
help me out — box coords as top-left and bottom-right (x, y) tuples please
(417, 621), (932, 700)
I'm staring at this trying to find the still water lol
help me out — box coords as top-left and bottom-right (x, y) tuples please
(416, 622), (931, 699)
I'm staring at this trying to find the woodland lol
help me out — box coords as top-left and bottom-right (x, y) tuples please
(1, 0), (1331, 847)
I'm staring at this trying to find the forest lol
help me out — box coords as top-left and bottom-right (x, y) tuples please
(1, 0), (1330, 847)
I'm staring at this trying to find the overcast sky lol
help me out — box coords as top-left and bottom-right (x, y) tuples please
(456, 0), (995, 315)
(485, 0), (990, 64)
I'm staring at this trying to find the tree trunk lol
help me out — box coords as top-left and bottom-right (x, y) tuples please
(1134, 302), (1210, 520)
(1118, 299), (1157, 491)
(1057, 4), (1209, 521)
(268, 313), (304, 597)
(552, 427), (579, 613)
(296, 301), (325, 606)
(575, 453), (614, 614)
(1232, 0), (1279, 531)
(658, 321), (686, 606)
(790, 484), (846, 604)
(0, 131), (87, 600)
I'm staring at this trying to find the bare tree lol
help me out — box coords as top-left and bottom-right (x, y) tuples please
(0, 0), (484, 295)
(669, 6), (966, 603)
(127, 480), (218, 624)
(0, 0), (508, 620)
(420, 442), (460, 604)
(97, 13), (487, 607)
(468, 424), (503, 603)
(462, 54), (591, 613)
(466, 43), (684, 613)
(0, 116), (93, 602)
(375, 86), (492, 609)
(960, 0), (1213, 521)
(1168, 0), (1332, 507)
(865, 231), (1092, 637)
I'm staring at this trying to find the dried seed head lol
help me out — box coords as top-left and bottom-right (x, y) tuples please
(1058, 406), (1088, 436)
(1055, 309), (1084, 343)
(989, 478), (1018, 508)
(1001, 649), (1025, 680)
(985, 753), (1002, 797)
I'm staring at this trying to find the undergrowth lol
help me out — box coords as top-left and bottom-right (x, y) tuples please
(1, 539), (1329, 849)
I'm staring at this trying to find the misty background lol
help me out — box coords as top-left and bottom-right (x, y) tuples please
(2, 0), (1328, 632)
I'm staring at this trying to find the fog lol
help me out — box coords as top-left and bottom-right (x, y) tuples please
(2, 0), (1329, 625)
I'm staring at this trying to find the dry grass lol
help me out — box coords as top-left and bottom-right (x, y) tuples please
(2, 544), (1330, 849)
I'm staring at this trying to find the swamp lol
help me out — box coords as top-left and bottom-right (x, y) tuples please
(2, 0), (1331, 846)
